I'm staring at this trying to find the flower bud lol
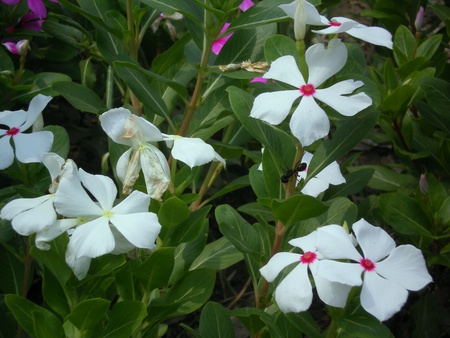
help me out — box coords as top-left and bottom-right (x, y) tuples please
(2, 39), (30, 55)
(415, 7), (424, 32)
(294, 0), (307, 40)
(419, 173), (428, 194)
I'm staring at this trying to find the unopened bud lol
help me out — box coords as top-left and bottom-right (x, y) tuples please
(2, 39), (30, 55)
(294, 0), (307, 41)
(415, 7), (424, 32)
(419, 173), (428, 194)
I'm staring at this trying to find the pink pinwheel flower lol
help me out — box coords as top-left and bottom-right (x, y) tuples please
(316, 219), (432, 321)
(6, 12), (44, 32)
(250, 39), (372, 146)
(280, 0), (393, 49)
(0, 94), (54, 170)
(260, 229), (352, 312)
(2, 39), (29, 55)
(212, 23), (232, 55)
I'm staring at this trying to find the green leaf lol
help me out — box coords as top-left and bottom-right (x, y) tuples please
(284, 312), (323, 338)
(190, 237), (243, 271)
(140, 0), (203, 26)
(52, 82), (106, 114)
(41, 266), (70, 317)
(324, 168), (374, 199)
(5, 294), (64, 338)
(416, 35), (442, 61)
(383, 58), (398, 91)
(113, 61), (169, 118)
(147, 269), (216, 325)
(272, 195), (329, 228)
(379, 193), (434, 237)
(264, 34), (298, 62)
(437, 196), (450, 228)
(44, 125), (70, 159)
(102, 301), (146, 338)
(339, 308), (394, 337)
(14, 73), (71, 100)
(415, 101), (450, 135)
(66, 298), (110, 331)
(32, 310), (65, 338)
(347, 165), (416, 192)
(0, 244), (24, 294)
(216, 204), (260, 254)
(393, 25), (415, 66)
(158, 196), (190, 228)
(199, 302), (235, 338)
(134, 248), (175, 293)
(382, 84), (416, 115)
(307, 109), (378, 184)
(228, 0), (291, 31)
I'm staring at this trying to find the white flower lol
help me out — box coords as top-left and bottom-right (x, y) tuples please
(250, 39), (372, 147)
(162, 134), (225, 168)
(53, 160), (161, 260)
(99, 108), (171, 200)
(297, 151), (345, 197)
(260, 230), (352, 312)
(316, 219), (433, 321)
(0, 153), (65, 236)
(0, 94), (53, 169)
(280, 0), (393, 49)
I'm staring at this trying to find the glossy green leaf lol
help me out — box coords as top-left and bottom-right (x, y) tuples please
(283, 312), (323, 338)
(416, 35), (442, 61)
(272, 195), (328, 228)
(52, 82), (106, 114)
(324, 168), (374, 199)
(347, 165), (416, 192)
(379, 193), (434, 237)
(5, 294), (64, 338)
(158, 196), (190, 228)
(307, 109), (378, 184)
(44, 125), (70, 159)
(393, 25), (415, 66)
(190, 236), (243, 271)
(14, 73), (71, 100)
(66, 298), (110, 331)
(134, 248), (175, 293)
(0, 245), (24, 295)
(264, 34), (298, 62)
(102, 301), (146, 338)
(339, 309), (394, 337)
(140, 0), (203, 26)
(199, 302), (235, 338)
(216, 204), (260, 254)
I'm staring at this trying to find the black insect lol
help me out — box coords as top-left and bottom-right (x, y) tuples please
(280, 162), (307, 183)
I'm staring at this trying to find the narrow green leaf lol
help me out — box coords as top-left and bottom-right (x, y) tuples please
(140, 0), (203, 26)
(216, 204), (260, 254)
(190, 237), (243, 271)
(379, 193), (434, 237)
(103, 301), (146, 338)
(272, 195), (328, 228)
(199, 302), (235, 338)
(393, 25), (416, 65)
(416, 35), (442, 61)
(52, 82), (106, 114)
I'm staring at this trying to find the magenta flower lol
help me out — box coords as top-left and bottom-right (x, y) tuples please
(2, 39), (29, 55)
(2, 0), (59, 19)
(239, 0), (254, 11)
(212, 23), (232, 55)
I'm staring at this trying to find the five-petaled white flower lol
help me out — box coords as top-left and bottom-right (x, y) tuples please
(297, 151), (345, 197)
(250, 39), (372, 147)
(280, 0), (393, 49)
(0, 94), (54, 170)
(316, 219), (432, 321)
(260, 230), (352, 313)
(53, 160), (161, 261)
(99, 108), (171, 200)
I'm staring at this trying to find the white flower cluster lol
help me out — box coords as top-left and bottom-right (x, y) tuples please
(260, 219), (432, 321)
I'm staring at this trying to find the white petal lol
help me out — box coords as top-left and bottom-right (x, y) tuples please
(170, 136), (222, 168)
(275, 263), (312, 313)
(69, 217), (115, 258)
(279, 0), (298, 18)
(376, 245), (432, 291)
(140, 146), (171, 200)
(347, 25), (393, 49)
(65, 245), (91, 280)
(0, 135), (14, 170)
(35, 218), (80, 250)
(116, 147), (133, 183)
(54, 165), (102, 217)
(289, 96), (330, 147)
(316, 160), (346, 185)
(304, 0), (328, 25)
(133, 114), (164, 143)
(311, 17), (359, 34)
(288, 230), (317, 252)
(78, 169), (117, 210)
(314, 80), (372, 117)
(260, 252), (300, 282)
(317, 260), (363, 286)
(13, 131), (53, 163)
(41, 152), (65, 181)
(313, 273), (352, 308)
(112, 190), (151, 214)
(110, 212), (161, 250)
(361, 271), (408, 321)
(250, 90), (300, 125)
(352, 219), (396, 262)
(263, 55), (305, 88)
(0, 109), (27, 128)
(21, 95), (52, 131)
(110, 227), (136, 254)
(99, 108), (133, 145)
(2, 195), (56, 235)
(301, 177), (329, 197)
(306, 39), (347, 86)
(316, 224), (362, 261)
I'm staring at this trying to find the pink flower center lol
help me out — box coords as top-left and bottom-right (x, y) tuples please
(300, 84), (316, 96)
(360, 258), (376, 272)
(329, 21), (342, 27)
(6, 127), (20, 136)
(300, 251), (317, 264)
